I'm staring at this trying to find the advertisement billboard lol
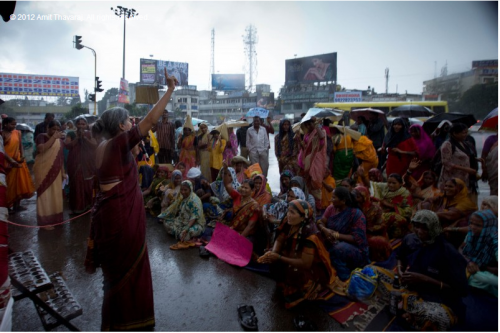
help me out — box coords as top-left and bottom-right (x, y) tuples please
(257, 90), (275, 109)
(285, 53), (337, 84)
(118, 78), (130, 104)
(0, 73), (79, 97)
(333, 91), (362, 102)
(140, 58), (189, 86)
(211, 74), (245, 91)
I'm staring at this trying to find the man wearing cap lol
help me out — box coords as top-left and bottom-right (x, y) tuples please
(155, 109), (176, 164)
(246, 116), (270, 177)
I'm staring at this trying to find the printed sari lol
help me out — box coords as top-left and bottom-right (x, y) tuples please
(352, 136), (378, 182)
(179, 134), (197, 177)
(226, 189), (260, 235)
(275, 119), (298, 174)
(161, 181), (205, 241)
(252, 174), (272, 207)
(324, 207), (369, 280)
(4, 130), (35, 208)
(33, 134), (64, 226)
(300, 128), (327, 207)
(372, 181), (413, 239)
(271, 203), (335, 308)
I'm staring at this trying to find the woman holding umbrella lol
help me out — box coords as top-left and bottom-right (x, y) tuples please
(381, 118), (417, 177)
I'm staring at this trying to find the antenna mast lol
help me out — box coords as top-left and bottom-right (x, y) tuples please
(385, 68), (389, 94)
(243, 25), (258, 92)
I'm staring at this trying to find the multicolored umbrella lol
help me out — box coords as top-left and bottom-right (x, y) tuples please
(479, 107), (498, 131)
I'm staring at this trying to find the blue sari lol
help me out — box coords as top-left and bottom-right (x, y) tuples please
(325, 208), (370, 280)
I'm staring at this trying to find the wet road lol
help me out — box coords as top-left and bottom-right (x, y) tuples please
(8, 132), (493, 331)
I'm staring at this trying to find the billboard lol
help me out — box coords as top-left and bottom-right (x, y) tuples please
(257, 90), (275, 109)
(211, 74), (245, 91)
(0, 73), (79, 97)
(333, 91), (362, 102)
(140, 58), (189, 86)
(285, 52), (337, 84)
(118, 78), (130, 104)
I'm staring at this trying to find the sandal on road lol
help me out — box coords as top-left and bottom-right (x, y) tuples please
(237, 304), (258, 331)
(293, 315), (317, 331)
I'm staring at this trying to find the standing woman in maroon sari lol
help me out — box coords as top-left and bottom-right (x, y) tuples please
(382, 118), (418, 177)
(87, 69), (177, 331)
(65, 116), (96, 215)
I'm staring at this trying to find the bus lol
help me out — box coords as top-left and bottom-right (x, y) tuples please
(314, 101), (449, 114)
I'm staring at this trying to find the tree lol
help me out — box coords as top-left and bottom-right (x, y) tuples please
(457, 83), (498, 119)
(124, 103), (148, 117)
(97, 88), (119, 113)
(60, 103), (89, 122)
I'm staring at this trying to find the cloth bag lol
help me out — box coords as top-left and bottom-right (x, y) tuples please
(346, 266), (378, 301)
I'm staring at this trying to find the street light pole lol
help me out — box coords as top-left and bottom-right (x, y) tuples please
(111, 6), (139, 80)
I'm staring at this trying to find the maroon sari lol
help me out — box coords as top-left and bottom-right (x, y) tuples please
(90, 126), (155, 331)
(66, 131), (95, 213)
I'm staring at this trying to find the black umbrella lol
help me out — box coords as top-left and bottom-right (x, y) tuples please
(422, 112), (476, 135)
(388, 105), (435, 118)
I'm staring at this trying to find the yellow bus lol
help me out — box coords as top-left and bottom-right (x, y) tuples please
(314, 101), (449, 114)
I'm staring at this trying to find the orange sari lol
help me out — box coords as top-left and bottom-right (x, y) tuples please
(179, 135), (196, 177)
(4, 130), (35, 207)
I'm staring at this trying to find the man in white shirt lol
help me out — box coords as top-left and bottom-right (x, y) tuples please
(246, 116), (270, 177)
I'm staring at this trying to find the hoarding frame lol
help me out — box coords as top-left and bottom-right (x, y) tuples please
(285, 52), (337, 84)
(0, 73), (79, 97)
(211, 74), (246, 91)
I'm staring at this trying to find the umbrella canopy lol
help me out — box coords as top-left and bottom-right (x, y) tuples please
(350, 108), (385, 122)
(388, 105), (435, 118)
(422, 112), (476, 135)
(224, 120), (250, 128)
(15, 123), (34, 132)
(246, 107), (269, 118)
(479, 107), (498, 131)
(300, 108), (343, 124)
(191, 117), (209, 126)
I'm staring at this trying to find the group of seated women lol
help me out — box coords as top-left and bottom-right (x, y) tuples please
(140, 152), (496, 331)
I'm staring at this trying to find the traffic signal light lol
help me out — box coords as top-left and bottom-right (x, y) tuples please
(95, 77), (103, 92)
(74, 35), (83, 50)
(89, 93), (95, 102)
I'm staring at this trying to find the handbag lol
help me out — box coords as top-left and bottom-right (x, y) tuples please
(346, 266), (378, 301)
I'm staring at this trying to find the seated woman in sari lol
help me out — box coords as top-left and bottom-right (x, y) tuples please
(203, 167), (240, 224)
(160, 180), (206, 242)
(278, 169), (294, 199)
(317, 187), (369, 281)
(34, 120), (66, 229)
(370, 210), (468, 331)
(258, 199), (336, 308)
(221, 162), (266, 255)
(419, 178), (477, 229)
(297, 118), (326, 208)
(403, 159), (441, 210)
(252, 174), (272, 207)
(231, 155), (250, 184)
(159, 169), (182, 211)
(290, 176), (316, 216)
(263, 187), (306, 226)
(143, 166), (169, 216)
(353, 185), (391, 262)
(365, 173), (413, 239)
(480, 196), (498, 216)
(459, 210), (498, 297)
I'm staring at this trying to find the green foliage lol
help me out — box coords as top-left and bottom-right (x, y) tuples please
(124, 103), (149, 117)
(97, 88), (119, 113)
(457, 83), (498, 119)
(60, 103), (89, 122)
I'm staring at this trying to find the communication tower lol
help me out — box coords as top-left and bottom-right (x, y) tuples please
(210, 28), (215, 89)
(243, 25), (258, 92)
(385, 68), (389, 94)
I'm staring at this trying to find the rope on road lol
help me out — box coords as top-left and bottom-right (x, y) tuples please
(0, 209), (91, 228)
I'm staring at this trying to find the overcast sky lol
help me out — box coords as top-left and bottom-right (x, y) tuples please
(0, 1), (497, 99)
